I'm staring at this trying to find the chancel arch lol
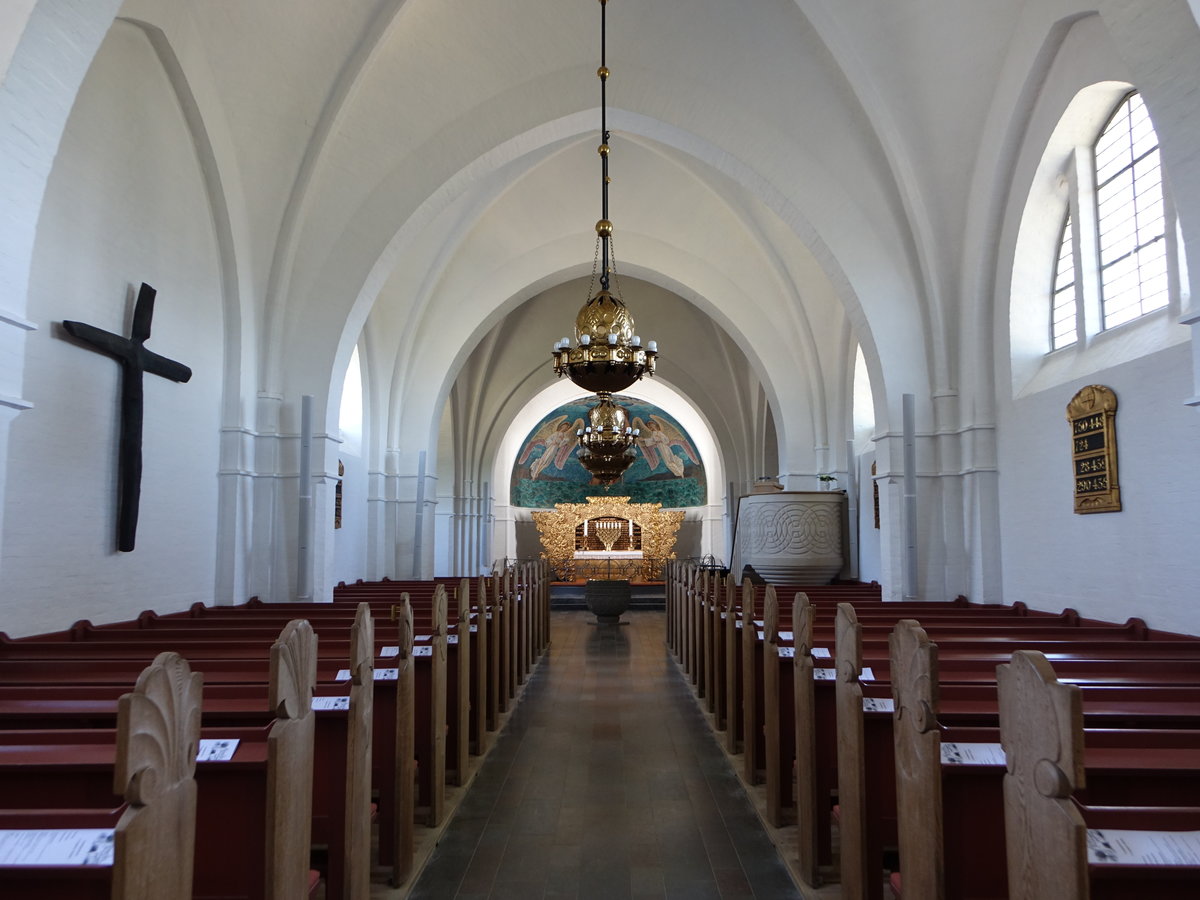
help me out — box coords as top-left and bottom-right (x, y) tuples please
(487, 375), (730, 576)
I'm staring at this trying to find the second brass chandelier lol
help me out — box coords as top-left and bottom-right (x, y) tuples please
(550, 0), (658, 485)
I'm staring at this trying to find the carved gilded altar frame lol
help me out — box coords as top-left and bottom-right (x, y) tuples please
(531, 496), (684, 581)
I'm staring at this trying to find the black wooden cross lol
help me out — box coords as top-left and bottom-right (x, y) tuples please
(62, 283), (192, 552)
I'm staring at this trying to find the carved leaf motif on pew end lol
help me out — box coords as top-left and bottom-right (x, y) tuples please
(890, 620), (939, 737)
(113, 651), (203, 900)
(835, 603), (861, 685)
(351, 602), (374, 685)
(270, 619), (317, 721)
(116, 651), (203, 806)
(395, 595), (414, 661)
(763, 585), (779, 645)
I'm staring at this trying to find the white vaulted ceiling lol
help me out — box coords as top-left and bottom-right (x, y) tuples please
(73, 0), (1067, 473)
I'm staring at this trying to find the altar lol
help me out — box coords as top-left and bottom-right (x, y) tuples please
(574, 550), (643, 581)
(532, 496), (683, 582)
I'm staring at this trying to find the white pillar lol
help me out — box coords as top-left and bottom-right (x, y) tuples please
(902, 393), (918, 600)
(846, 439), (860, 580)
(296, 394), (314, 600)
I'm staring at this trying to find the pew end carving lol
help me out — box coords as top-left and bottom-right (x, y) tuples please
(346, 604), (374, 900)
(998, 649), (1088, 900)
(741, 578), (758, 784)
(836, 602), (869, 900)
(889, 619), (943, 900)
(429, 583), (449, 825)
(267, 620), (317, 900)
(793, 592), (819, 885)
(113, 651), (203, 900)
(393, 594), (415, 886)
(762, 585), (783, 826)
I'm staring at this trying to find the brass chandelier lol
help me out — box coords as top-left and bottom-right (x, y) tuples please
(550, 0), (658, 484)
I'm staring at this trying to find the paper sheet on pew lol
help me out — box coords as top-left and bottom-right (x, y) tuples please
(312, 696), (350, 711)
(1087, 829), (1200, 866)
(197, 738), (240, 762)
(863, 697), (894, 713)
(814, 667), (875, 681)
(939, 742), (1006, 766)
(0, 829), (114, 866)
(812, 648), (832, 659)
(380, 646), (399, 657)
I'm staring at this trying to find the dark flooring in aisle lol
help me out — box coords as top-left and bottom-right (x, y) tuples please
(408, 610), (804, 899)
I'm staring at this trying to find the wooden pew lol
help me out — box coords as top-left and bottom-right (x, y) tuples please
(392, 594), (416, 885)
(785, 598), (1200, 892)
(0, 614), (375, 899)
(761, 588), (795, 828)
(325, 577), (486, 791)
(0, 620), (324, 899)
(339, 603), (373, 900)
(891, 622), (1200, 900)
(999, 650), (1200, 899)
(998, 652), (1200, 897)
(7, 602), (376, 898)
(757, 594), (1044, 832)
(0, 651), (201, 900)
(13, 592), (441, 873)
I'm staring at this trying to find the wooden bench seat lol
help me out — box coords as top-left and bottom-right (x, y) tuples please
(1000, 650), (1200, 899)
(889, 626), (1200, 900)
(0, 619), (337, 900)
(0, 652), (201, 900)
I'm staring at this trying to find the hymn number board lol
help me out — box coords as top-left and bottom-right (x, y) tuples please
(1067, 385), (1121, 514)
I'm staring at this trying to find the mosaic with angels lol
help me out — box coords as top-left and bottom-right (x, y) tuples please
(511, 396), (706, 508)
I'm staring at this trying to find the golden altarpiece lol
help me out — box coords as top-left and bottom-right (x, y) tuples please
(532, 497), (683, 582)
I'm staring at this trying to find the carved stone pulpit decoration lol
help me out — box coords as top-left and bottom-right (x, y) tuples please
(734, 491), (846, 583)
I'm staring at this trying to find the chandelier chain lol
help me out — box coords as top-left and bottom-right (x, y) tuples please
(586, 233), (602, 303)
(608, 231), (623, 301)
(547, 0), (658, 484)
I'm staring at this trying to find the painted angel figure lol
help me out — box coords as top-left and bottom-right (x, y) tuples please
(632, 415), (699, 478)
(518, 415), (585, 479)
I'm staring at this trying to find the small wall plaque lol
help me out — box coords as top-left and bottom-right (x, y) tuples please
(1066, 385), (1121, 514)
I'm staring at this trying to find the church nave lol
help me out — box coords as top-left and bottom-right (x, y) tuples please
(405, 611), (804, 900)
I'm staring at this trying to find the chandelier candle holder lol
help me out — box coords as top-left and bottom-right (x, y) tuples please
(551, 0), (658, 484)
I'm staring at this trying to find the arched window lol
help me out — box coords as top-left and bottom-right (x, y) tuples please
(1093, 92), (1168, 329)
(1051, 213), (1077, 350)
(1050, 91), (1175, 350)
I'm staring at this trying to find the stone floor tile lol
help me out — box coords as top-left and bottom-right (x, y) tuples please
(405, 611), (804, 900)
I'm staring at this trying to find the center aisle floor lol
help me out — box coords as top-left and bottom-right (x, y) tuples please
(407, 610), (805, 899)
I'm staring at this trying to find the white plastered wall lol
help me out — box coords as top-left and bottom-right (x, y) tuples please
(994, 9), (1200, 635)
(1, 19), (224, 636)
